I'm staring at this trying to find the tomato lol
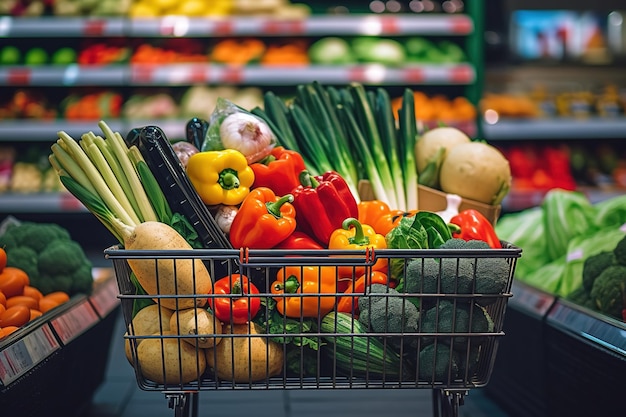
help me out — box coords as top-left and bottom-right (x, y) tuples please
(0, 326), (19, 339)
(0, 304), (5, 316)
(0, 290), (6, 307)
(0, 305), (30, 328)
(22, 286), (43, 301)
(6, 295), (39, 310)
(0, 247), (6, 273)
(0, 267), (29, 297)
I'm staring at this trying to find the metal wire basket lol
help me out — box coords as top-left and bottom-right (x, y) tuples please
(105, 243), (521, 417)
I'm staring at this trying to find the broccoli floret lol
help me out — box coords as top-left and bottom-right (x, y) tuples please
(404, 240), (509, 306)
(582, 251), (616, 292)
(405, 257), (474, 295)
(5, 246), (39, 281)
(417, 343), (482, 382)
(590, 265), (626, 319)
(1, 221), (93, 296)
(2, 221), (70, 252)
(566, 286), (596, 310)
(440, 238), (490, 250)
(613, 235), (626, 266)
(420, 300), (494, 349)
(358, 284), (420, 349)
(38, 240), (86, 274)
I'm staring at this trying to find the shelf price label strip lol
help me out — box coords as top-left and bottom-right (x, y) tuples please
(50, 300), (100, 345)
(89, 277), (120, 318)
(0, 325), (60, 387)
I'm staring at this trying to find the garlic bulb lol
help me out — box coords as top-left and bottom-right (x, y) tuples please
(219, 113), (275, 164)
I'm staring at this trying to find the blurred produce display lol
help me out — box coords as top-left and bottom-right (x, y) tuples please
(496, 189), (626, 323)
(0, 0), (311, 17)
(481, 84), (626, 119)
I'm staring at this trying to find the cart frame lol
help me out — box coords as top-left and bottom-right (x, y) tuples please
(105, 244), (521, 417)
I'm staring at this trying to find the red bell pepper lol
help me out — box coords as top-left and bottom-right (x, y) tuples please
(208, 274), (261, 324)
(449, 209), (502, 249)
(274, 231), (323, 250)
(291, 170), (359, 246)
(249, 146), (307, 196)
(229, 187), (297, 249)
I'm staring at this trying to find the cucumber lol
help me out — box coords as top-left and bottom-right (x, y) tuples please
(320, 312), (412, 379)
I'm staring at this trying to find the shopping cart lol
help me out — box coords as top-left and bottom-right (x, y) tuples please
(105, 242), (521, 417)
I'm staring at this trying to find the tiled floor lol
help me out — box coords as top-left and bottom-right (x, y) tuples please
(83, 311), (512, 417)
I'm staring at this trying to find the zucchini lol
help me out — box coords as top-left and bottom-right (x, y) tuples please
(320, 311), (412, 379)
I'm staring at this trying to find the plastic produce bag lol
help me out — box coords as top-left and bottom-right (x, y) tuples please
(202, 97), (277, 164)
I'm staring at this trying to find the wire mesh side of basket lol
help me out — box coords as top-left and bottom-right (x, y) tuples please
(105, 244), (521, 392)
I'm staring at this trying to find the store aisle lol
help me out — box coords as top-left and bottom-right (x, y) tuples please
(83, 310), (512, 417)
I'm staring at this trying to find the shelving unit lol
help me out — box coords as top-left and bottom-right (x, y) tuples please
(486, 280), (626, 417)
(0, 270), (120, 416)
(0, 7), (485, 217)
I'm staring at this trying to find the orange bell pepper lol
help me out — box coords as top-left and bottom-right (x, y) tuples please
(336, 271), (389, 314)
(328, 217), (388, 277)
(357, 200), (416, 236)
(271, 265), (337, 318)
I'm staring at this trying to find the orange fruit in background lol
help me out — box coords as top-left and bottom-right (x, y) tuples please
(0, 326), (19, 339)
(0, 247), (6, 272)
(29, 309), (42, 321)
(22, 286), (43, 301)
(43, 291), (70, 304)
(6, 295), (40, 310)
(0, 290), (6, 307)
(0, 305), (30, 328)
(0, 271), (27, 298)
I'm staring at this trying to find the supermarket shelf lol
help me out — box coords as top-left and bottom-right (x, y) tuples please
(508, 279), (556, 320)
(502, 186), (625, 212)
(0, 119), (185, 142)
(0, 192), (87, 213)
(0, 63), (476, 86)
(482, 117), (626, 140)
(0, 271), (120, 416)
(546, 298), (626, 357)
(1, 14), (473, 38)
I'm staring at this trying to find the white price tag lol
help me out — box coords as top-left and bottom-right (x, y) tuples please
(50, 301), (100, 344)
(0, 325), (60, 386)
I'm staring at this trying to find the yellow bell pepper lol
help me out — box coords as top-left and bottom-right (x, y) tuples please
(329, 217), (388, 277)
(186, 149), (254, 206)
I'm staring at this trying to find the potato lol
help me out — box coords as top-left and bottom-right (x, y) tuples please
(124, 304), (174, 363)
(125, 221), (212, 310)
(170, 307), (222, 349)
(136, 330), (207, 384)
(206, 322), (284, 383)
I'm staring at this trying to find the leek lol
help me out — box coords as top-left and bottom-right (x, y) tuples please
(49, 121), (170, 246)
(398, 88), (419, 210)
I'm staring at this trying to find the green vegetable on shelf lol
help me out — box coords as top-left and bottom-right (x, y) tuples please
(590, 265), (626, 320)
(0, 220), (93, 296)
